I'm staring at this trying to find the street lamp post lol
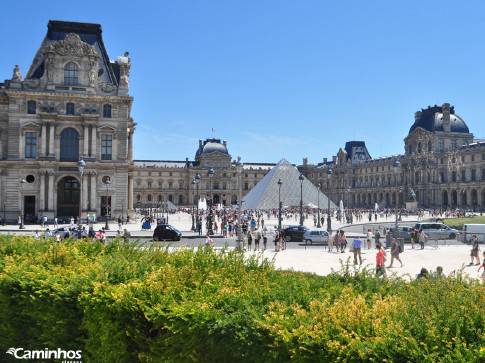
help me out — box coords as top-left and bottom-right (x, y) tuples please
(195, 173), (200, 229)
(105, 177), (111, 230)
(299, 173), (304, 226)
(208, 166), (214, 235)
(3, 201), (5, 226)
(77, 158), (85, 229)
(19, 178), (27, 229)
(393, 159), (401, 239)
(236, 156), (243, 249)
(278, 179), (282, 231)
(317, 183), (321, 228)
(191, 178), (196, 231)
(326, 169), (332, 231)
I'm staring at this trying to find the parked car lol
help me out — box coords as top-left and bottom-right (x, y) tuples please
(283, 226), (309, 242)
(389, 226), (414, 242)
(303, 229), (329, 245)
(52, 227), (77, 238)
(153, 224), (182, 241)
(413, 223), (458, 240)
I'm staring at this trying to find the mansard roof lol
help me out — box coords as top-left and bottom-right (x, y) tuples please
(409, 104), (469, 134)
(26, 20), (118, 86)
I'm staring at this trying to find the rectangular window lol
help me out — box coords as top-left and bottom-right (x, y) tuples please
(148, 172), (151, 176)
(25, 132), (37, 158)
(223, 182), (227, 190)
(101, 134), (112, 160)
(27, 101), (36, 114)
(103, 104), (112, 118)
(482, 169), (485, 181)
(472, 155), (475, 162)
(440, 172), (445, 182)
(471, 169), (476, 181)
(147, 182), (152, 188)
(244, 182), (248, 190)
(461, 170), (466, 181)
(66, 103), (75, 115)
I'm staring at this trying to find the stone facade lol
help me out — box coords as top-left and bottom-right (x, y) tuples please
(0, 21), (135, 221)
(134, 139), (274, 208)
(300, 103), (485, 210)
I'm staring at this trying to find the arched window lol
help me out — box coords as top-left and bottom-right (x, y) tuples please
(60, 128), (79, 161)
(147, 194), (152, 202)
(64, 62), (79, 86)
(103, 104), (112, 118)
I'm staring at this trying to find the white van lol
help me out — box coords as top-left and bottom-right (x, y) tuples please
(461, 224), (485, 243)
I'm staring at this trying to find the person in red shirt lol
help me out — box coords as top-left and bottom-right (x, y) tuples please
(376, 243), (387, 278)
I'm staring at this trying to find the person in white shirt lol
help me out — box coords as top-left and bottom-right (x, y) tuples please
(366, 229), (373, 249)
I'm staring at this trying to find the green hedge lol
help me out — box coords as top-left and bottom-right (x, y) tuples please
(1, 235), (485, 362)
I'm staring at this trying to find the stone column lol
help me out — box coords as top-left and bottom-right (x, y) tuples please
(90, 173), (97, 210)
(91, 127), (97, 159)
(39, 172), (45, 211)
(84, 125), (89, 157)
(128, 131), (134, 161)
(128, 175), (133, 209)
(48, 173), (54, 211)
(48, 123), (55, 157)
(41, 125), (47, 156)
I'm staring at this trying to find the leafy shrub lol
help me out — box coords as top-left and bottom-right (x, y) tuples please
(1, 236), (485, 362)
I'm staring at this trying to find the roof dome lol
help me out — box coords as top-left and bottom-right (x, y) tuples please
(409, 104), (469, 135)
(196, 138), (229, 157)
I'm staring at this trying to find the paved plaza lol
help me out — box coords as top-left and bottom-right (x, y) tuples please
(0, 212), (479, 281)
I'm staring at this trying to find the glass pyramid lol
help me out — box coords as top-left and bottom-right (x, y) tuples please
(242, 158), (337, 210)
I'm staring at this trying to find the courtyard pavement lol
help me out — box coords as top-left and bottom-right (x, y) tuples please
(0, 212), (478, 280)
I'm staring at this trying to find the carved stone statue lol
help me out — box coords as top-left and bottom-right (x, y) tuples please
(12, 65), (21, 81)
(407, 188), (417, 202)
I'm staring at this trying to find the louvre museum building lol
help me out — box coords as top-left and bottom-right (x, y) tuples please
(1, 21), (484, 222)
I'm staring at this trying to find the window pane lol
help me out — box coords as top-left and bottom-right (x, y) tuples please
(25, 132), (37, 158)
(64, 62), (78, 86)
(27, 101), (36, 114)
(101, 134), (112, 160)
(60, 128), (79, 161)
(103, 104), (111, 118)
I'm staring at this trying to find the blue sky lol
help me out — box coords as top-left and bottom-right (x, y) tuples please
(2, 1), (485, 164)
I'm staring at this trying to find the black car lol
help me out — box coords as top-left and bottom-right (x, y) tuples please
(283, 226), (309, 242)
(153, 224), (182, 241)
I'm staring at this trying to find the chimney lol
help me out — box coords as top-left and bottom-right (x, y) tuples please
(323, 158), (327, 164)
(223, 140), (227, 146)
(332, 156), (337, 163)
(414, 110), (422, 121)
(442, 103), (451, 132)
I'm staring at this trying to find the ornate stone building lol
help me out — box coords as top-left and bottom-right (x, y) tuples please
(0, 21), (135, 221)
(300, 103), (485, 210)
(134, 138), (274, 208)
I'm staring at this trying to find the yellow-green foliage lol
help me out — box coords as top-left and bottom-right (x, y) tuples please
(1, 235), (485, 362)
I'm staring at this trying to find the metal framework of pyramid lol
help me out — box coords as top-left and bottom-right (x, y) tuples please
(242, 158), (337, 210)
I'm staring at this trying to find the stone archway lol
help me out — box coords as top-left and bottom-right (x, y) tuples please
(451, 190), (458, 207)
(442, 190), (448, 208)
(214, 194), (220, 204)
(57, 176), (80, 218)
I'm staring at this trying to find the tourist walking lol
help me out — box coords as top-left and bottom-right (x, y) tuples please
(477, 252), (485, 282)
(469, 235), (481, 266)
(247, 231), (253, 251)
(374, 228), (381, 247)
(388, 237), (404, 268)
(352, 236), (363, 265)
(418, 229), (427, 250)
(375, 243), (387, 278)
(339, 230), (347, 253)
(366, 229), (372, 249)
(328, 229), (334, 252)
